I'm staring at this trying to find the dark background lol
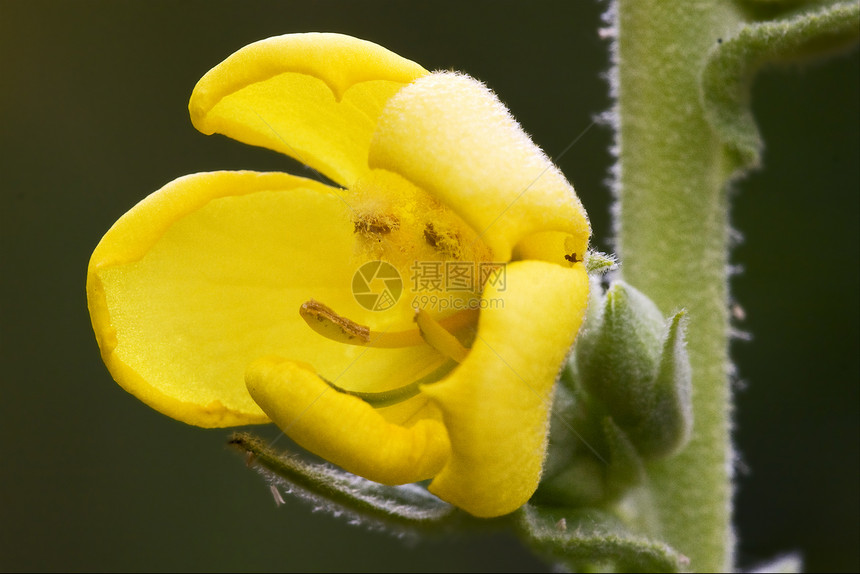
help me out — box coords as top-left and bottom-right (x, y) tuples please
(1, 1), (857, 571)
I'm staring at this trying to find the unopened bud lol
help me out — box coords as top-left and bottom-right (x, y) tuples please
(574, 281), (692, 459)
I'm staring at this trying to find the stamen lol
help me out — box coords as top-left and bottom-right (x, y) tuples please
(322, 360), (458, 408)
(300, 300), (371, 344)
(299, 300), (478, 354)
(299, 300), (423, 347)
(414, 309), (470, 363)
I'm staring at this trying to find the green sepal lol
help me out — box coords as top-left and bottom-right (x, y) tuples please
(534, 383), (607, 507)
(533, 402), (647, 507)
(636, 311), (693, 458)
(702, 0), (860, 172)
(534, 455), (607, 508)
(603, 417), (646, 500)
(569, 274), (607, 387)
(575, 281), (665, 431)
(516, 503), (689, 573)
(573, 282), (693, 459)
(229, 433), (456, 532)
(585, 250), (619, 275)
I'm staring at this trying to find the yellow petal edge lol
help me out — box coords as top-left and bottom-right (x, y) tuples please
(87, 171), (347, 428)
(189, 33), (428, 187)
(425, 260), (589, 517)
(245, 357), (452, 485)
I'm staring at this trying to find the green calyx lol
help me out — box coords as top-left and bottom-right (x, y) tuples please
(572, 280), (693, 460)
(536, 280), (692, 511)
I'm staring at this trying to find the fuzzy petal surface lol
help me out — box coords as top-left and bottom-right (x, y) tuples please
(423, 260), (589, 517)
(189, 33), (427, 187)
(246, 356), (451, 485)
(369, 72), (590, 262)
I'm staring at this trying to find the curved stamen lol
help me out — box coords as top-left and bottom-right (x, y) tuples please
(299, 300), (478, 352)
(300, 300), (422, 347)
(300, 299), (373, 344)
(322, 360), (458, 408)
(414, 309), (470, 363)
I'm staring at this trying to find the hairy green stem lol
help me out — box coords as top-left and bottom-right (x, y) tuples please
(611, 2), (743, 570)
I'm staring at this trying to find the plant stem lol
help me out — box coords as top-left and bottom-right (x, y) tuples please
(611, 1), (743, 570)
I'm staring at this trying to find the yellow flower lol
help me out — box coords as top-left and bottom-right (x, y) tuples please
(87, 33), (590, 518)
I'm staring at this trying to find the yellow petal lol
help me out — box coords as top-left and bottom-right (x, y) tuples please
(189, 33), (428, 187)
(422, 260), (589, 517)
(369, 72), (590, 262)
(87, 171), (439, 427)
(246, 356), (451, 485)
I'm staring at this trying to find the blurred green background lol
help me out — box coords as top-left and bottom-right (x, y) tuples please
(1, 1), (857, 571)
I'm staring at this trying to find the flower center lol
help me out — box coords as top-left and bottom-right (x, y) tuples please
(349, 169), (494, 274)
(292, 171), (495, 406)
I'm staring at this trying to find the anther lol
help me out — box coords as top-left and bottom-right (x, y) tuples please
(354, 214), (399, 236)
(300, 300), (371, 344)
(299, 300), (423, 348)
(423, 222), (462, 258)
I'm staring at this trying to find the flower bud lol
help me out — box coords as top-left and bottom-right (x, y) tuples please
(574, 281), (692, 459)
